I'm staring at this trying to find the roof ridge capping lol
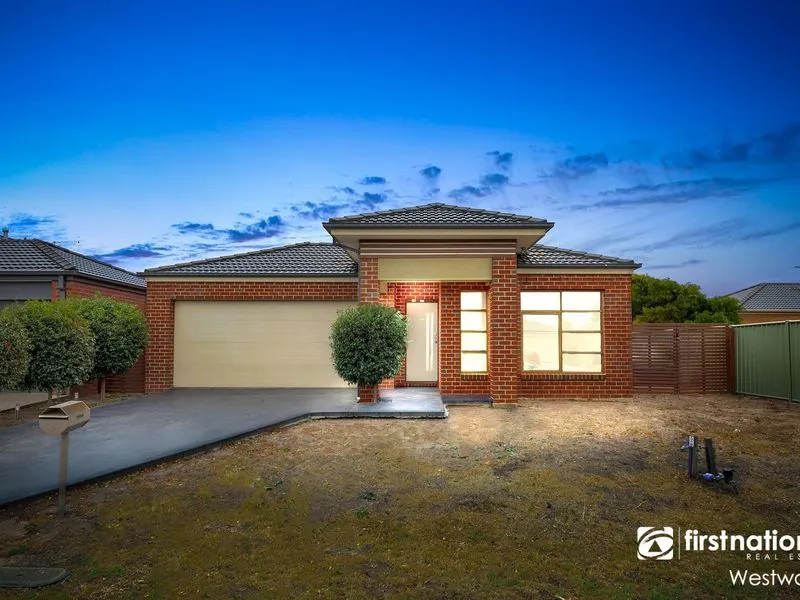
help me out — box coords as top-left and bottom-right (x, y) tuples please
(36, 239), (144, 279)
(31, 239), (78, 271)
(323, 202), (553, 228)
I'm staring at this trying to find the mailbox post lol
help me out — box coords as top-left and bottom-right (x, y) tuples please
(38, 401), (91, 516)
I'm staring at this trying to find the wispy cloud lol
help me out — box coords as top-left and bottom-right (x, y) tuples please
(290, 191), (389, 221)
(1, 213), (60, 238)
(542, 152), (609, 180)
(93, 243), (173, 263)
(626, 218), (800, 253)
(487, 150), (513, 171)
(646, 259), (706, 270)
(359, 176), (387, 185)
(625, 219), (745, 253)
(448, 185), (490, 199)
(571, 177), (772, 210)
(171, 215), (287, 243)
(480, 173), (509, 188)
(419, 165), (442, 182)
(662, 123), (800, 169)
(448, 171), (511, 200)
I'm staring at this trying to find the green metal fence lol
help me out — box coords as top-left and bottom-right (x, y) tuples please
(734, 321), (799, 401)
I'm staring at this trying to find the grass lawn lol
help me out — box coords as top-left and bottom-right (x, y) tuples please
(1, 394), (799, 599)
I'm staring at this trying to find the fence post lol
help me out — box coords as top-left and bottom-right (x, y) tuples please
(727, 326), (736, 394)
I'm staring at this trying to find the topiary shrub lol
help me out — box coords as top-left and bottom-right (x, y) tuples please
(10, 300), (95, 397)
(330, 304), (408, 396)
(0, 308), (32, 391)
(74, 296), (148, 401)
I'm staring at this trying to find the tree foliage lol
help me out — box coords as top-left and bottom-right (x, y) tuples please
(330, 304), (408, 388)
(0, 308), (32, 390)
(9, 300), (95, 392)
(632, 274), (740, 324)
(74, 296), (148, 380)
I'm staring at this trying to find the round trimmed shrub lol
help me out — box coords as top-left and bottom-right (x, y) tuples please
(330, 304), (408, 388)
(11, 300), (95, 393)
(74, 296), (148, 400)
(0, 308), (32, 390)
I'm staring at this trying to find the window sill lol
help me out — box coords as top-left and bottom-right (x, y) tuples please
(520, 372), (605, 381)
(461, 373), (488, 381)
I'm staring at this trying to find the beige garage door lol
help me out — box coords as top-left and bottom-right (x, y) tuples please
(173, 301), (355, 388)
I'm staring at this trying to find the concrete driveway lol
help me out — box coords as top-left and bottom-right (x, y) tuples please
(0, 388), (445, 506)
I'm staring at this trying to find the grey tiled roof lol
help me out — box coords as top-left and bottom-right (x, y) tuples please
(0, 238), (146, 289)
(144, 242), (358, 277)
(728, 283), (800, 311)
(325, 203), (553, 228)
(146, 241), (638, 277)
(517, 245), (641, 269)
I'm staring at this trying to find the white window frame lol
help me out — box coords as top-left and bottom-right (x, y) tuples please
(460, 291), (487, 373)
(521, 291), (603, 373)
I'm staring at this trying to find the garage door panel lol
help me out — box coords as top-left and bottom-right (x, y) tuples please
(173, 301), (354, 388)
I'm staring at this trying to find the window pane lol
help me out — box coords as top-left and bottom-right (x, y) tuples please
(460, 311), (486, 332)
(461, 352), (487, 372)
(522, 313), (559, 332)
(523, 314), (559, 370)
(521, 292), (560, 311)
(562, 311), (601, 331)
(562, 353), (602, 372)
(461, 332), (487, 351)
(562, 332), (601, 352)
(562, 291), (600, 311)
(461, 291), (486, 310)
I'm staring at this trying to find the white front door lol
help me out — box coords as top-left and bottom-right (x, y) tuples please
(406, 302), (438, 382)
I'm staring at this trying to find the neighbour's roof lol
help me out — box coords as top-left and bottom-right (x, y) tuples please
(0, 237), (146, 289)
(727, 283), (800, 312)
(517, 245), (641, 269)
(324, 202), (553, 228)
(143, 242), (359, 277)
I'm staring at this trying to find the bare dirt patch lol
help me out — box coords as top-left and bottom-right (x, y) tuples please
(1, 394), (799, 599)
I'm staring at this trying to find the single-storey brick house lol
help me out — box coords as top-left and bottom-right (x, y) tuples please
(0, 231), (147, 396)
(143, 204), (640, 404)
(727, 283), (800, 324)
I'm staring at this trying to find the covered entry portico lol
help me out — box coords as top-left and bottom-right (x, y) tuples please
(323, 206), (554, 404)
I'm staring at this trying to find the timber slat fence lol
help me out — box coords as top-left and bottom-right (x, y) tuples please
(632, 323), (732, 394)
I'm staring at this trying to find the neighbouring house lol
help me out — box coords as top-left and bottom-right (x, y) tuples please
(728, 282), (800, 324)
(0, 230), (147, 399)
(143, 203), (640, 404)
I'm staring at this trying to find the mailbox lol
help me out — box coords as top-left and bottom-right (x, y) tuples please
(38, 401), (91, 436)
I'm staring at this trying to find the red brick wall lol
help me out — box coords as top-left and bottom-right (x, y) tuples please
(439, 282), (491, 397)
(518, 273), (633, 399)
(145, 279), (359, 394)
(489, 257), (520, 404)
(64, 277), (147, 397)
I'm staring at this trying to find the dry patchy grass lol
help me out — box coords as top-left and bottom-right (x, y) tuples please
(0, 394), (142, 429)
(1, 394), (800, 599)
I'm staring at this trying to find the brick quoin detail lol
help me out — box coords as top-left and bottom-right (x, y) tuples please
(518, 273), (633, 399)
(489, 256), (520, 404)
(145, 280), (358, 394)
(64, 277), (147, 396)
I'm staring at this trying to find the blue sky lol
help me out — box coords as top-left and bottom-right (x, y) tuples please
(1, 0), (798, 295)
